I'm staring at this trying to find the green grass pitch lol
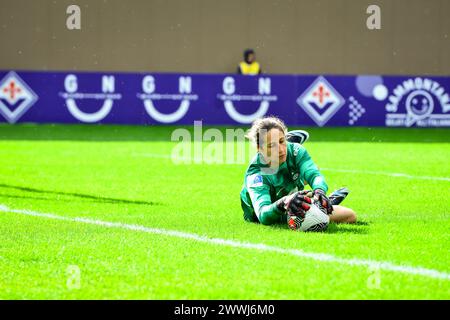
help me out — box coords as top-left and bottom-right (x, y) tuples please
(0, 124), (449, 299)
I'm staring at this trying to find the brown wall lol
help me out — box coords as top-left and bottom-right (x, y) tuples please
(0, 0), (449, 75)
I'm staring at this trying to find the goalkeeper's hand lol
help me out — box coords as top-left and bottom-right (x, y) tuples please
(276, 191), (312, 217)
(314, 189), (333, 215)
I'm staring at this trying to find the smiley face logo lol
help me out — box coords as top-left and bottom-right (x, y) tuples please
(408, 91), (434, 115)
(405, 90), (434, 126)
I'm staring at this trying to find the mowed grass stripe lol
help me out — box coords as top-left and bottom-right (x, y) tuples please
(1, 204), (449, 281)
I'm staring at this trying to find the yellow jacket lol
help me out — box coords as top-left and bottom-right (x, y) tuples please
(238, 61), (261, 75)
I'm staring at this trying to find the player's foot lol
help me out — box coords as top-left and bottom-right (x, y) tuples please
(286, 130), (309, 145)
(329, 187), (349, 205)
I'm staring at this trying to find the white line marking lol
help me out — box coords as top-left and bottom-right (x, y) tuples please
(131, 153), (450, 182)
(130, 152), (247, 165)
(321, 168), (450, 182)
(1, 204), (449, 281)
(132, 153), (173, 159)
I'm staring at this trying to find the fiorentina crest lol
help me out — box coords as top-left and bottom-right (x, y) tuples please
(0, 71), (38, 123)
(297, 76), (345, 126)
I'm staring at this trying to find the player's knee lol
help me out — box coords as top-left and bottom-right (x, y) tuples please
(346, 208), (357, 224)
(332, 206), (357, 224)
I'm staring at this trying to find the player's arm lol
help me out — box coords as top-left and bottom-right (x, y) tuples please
(247, 174), (311, 225)
(296, 147), (328, 192)
(246, 175), (283, 225)
(296, 146), (334, 214)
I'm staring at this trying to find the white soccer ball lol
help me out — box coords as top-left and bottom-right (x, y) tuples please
(288, 201), (330, 232)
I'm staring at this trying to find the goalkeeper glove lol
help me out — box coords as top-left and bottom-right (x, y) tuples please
(275, 191), (312, 217)
(314, 189), (333, 215)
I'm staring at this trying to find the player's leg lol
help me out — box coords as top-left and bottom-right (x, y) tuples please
(329, 187), (349, 205)
(286, 130), (309, 144)
(329, 205), (357, 224)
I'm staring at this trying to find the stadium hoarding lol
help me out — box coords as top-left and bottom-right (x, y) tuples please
(0, 70), (449, 127)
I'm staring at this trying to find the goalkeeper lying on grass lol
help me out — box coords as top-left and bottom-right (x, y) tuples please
(240, 116), (356, 229)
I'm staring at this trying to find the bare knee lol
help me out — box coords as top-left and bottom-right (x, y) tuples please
(346, 208), (357, 224)
(330, 205), (357, 224)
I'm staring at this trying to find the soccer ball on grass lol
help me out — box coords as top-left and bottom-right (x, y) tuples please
(288, 200), (330, 232)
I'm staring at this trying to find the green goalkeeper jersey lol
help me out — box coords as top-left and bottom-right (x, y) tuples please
(240, 142), (328, 225)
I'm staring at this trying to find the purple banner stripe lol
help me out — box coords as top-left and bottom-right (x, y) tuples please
(0, 71), (449, 127)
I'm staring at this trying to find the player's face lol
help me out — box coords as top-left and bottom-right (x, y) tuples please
(259, 128), (287, 165)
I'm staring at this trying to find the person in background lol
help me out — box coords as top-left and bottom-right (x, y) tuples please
(237, 49), (262, 75)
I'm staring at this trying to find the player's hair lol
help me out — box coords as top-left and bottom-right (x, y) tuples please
(245, 116), (287, 148)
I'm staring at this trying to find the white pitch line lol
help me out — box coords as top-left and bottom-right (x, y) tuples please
(1, 204), (449, 281)
(131, 153), (450, 182)
(132, 153), (173, 159)
(320, 168), (450, 182)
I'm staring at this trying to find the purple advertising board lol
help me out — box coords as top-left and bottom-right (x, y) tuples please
(0, 70), (449, 127)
